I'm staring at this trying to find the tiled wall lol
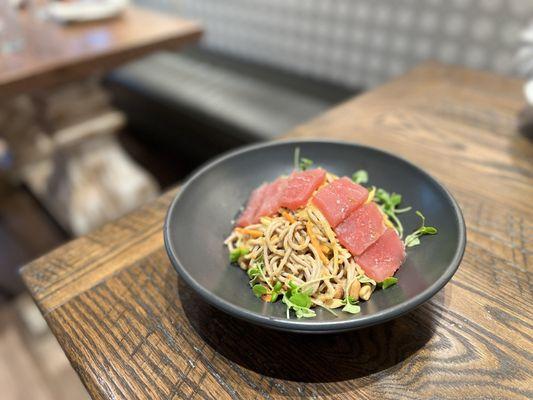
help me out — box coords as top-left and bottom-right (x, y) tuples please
(138, 0), (533, 88)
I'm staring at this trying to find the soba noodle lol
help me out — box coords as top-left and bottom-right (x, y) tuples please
(224, 179), (377, 313)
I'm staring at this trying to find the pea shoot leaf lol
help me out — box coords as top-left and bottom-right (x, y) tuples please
(229, 247), (249, 263)
(352, 169), (368, 184)
(404, 211), (438, 247)
(342, 302), (361, 314)
(281, 281), (316, 318)
(341, 296), (361, 314)
(293, 147), (314, 171)
(380, 277), (398, 289)
(252, 284), (267, 298)
(300, 158), (314, 171)
(356, 274), (377, 286)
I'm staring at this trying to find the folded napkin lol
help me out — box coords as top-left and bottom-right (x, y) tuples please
(46, 0), (129, 23)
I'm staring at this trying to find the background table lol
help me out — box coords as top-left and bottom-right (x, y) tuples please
(0, 5), (202, 97)
(21, 62), (533, 399)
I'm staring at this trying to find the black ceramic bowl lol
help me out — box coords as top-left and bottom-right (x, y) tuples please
(164, 140), (466, 333)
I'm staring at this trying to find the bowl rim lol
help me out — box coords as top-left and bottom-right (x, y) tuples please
(164, 139), (466, 333)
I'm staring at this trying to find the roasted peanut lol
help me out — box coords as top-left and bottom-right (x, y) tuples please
(333, 286), (344, 299)
(359, 285), (372, 301)
(349, 280), (361, 300)
(261, 293), (272, 302)
(325, 298), (344, 309)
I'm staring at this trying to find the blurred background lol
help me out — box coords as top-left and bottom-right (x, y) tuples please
(1, 0), (532, 398)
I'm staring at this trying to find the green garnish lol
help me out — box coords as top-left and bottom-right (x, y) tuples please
(352, 169), (368, 185)
(300, 158), (313, 171)
(229, 247), (249, 263)
(247, 267), (260, 280)
(293, 147), (300, 170)
(380, 277), (398, 289)
(281, 281), (316, 319)
(341, 296), (361, 314)
(269, 281), (283, 303)
(373, 188), (412, 238)
(247, 259), (273, 290)
(357, 171), (412, 238)
(293, 147), (313, 171)
(289, 292), (312, 308)
(356, 274), (377, 286)
(282, 295), (316, 318)
(404, 211), (438, 247)
(252, 284), (268, 298)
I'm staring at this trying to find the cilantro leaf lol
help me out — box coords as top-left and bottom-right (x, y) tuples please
(352, 169), (368, 184)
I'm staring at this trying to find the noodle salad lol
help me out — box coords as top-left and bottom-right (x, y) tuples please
(225, 150), (437, 319)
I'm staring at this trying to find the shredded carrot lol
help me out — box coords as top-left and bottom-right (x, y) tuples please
(376, 205), (395, 228)
(306, 221), (329, 265)
(365, 186), (376, 204)
(384, 217), (394, 229)
(235, 228), (263, 238)
(282, 210), (296, 224)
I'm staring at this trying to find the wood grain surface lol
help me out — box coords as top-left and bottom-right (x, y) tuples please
(21, 62), (533, 399)
(0, 6), (202, 98)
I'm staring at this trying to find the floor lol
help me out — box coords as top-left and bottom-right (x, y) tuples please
(0, 128), (197, 399)
(0, 184), (87, 400)
(0, 296), (89, 400)
(0, 184), (68, 296)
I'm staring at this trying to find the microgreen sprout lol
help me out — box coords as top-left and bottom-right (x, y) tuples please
(379, 277), (398, 289)
(282, 281), (316, 319)
(373, 188), (412, 238)
(341, 296), (361, 314)
(352, 169), (368, 185)
(404, 211), (438, 247)
(229, 247), (249, 263)
(293, 147), (314, 171)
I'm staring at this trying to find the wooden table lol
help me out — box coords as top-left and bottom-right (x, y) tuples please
(0, 5), (202, 97)
(21, 62), (533, 399)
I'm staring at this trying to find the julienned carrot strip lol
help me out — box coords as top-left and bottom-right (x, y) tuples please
(306, 221), (329, 265)
(282, 211), (296, 224)
(365, 186), (376, 204)
(236, 228), (263, 238)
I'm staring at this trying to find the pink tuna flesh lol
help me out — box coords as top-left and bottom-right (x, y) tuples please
(357, 228), (406, 282)
(312, 177), (368, 227)
(335, 202), (387, 256)
(280, 168), (326, 210)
